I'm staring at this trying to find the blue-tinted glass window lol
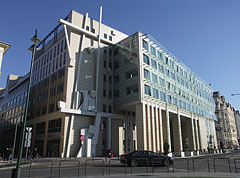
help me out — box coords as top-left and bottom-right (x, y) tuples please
(158, 64), (164, 73)
(151, 59), (157, 70)
(165, 57), (169, 65)
(166, 69), (170, 77)
(143, 54), (150, 65)
(183, 102), (186, 109)
(157, 51), (162, 60)
(171, 72), (175, 80)
(153, 88), (159, 99)
(173, 97), (177, 105)
(152, 73), (158, 84)
(160, 91), (166, 101)
(159, 77), (165, 87)
(179, 100), (182, 108)
(142, 40), (149, 51)
(144, 69), (150, 80)
(168, 95), (172, 104)
(144, 85), (151, 96)
(151, 45), (156, 56)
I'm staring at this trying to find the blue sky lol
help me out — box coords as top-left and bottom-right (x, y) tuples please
(0, 0), (240, 110)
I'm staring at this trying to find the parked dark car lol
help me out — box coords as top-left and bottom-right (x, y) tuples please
(120, 150), (174, 167)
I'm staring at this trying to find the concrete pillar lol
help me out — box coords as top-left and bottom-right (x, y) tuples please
(194, 118), (200, 151)
(147, 103), (152, 150)
(177, 109), (183, 153)
(141, 103), (148, 150)
(166, 104), (171, 152)
(159, 108), (164, 153)
(197, 118), (202, 150)
(155, 106), (160, 152)
(191, 114), (196, 151)
(151, 104), (156, 152)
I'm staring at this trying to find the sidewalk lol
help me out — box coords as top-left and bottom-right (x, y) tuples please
(62, 172), (240, 178)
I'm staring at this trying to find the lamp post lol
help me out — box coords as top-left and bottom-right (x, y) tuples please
(231, 93), (240, 96)
(11, 29), (40, 178)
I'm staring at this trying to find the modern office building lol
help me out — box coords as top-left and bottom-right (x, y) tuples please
(213, 91), (239, 149)
(26, 9), (217, 158)
(0, 41), (11, 77)
(0, 74), (29, 156)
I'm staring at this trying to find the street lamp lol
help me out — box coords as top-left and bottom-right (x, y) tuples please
(11, 29), (40, 178)
(231, 93), (240, 96)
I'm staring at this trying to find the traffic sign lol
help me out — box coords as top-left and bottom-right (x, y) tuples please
(80, 135), (85, 141)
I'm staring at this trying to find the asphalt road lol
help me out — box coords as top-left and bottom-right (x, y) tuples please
(1, 151), (240, 178)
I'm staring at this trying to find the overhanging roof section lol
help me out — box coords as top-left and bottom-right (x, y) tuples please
(0, 41), (11, 54)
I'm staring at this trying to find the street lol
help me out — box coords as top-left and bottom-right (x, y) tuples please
(1, 151), (240, 178)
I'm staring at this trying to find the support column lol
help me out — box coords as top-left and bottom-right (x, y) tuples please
(159, 108), (164, 153)
(147, 103), (152, 150)
(177, 109), (184, 156)
(197, 117), (202, 150)
(141, 102), (148, 150)
(191, 114), (196, 151)
(166, 105), (171, 153)
(155, 106), (160, 152)
(151, 104), (156, 152)
(195, 118), (200, 154)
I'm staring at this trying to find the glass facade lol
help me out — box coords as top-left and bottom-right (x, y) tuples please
(113, 33), (139, 105)
(141, 34), (216, 120)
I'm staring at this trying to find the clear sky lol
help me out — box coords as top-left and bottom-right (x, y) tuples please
(0, 0), (239, 110)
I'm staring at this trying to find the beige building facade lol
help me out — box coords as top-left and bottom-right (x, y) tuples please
(26, 9), (217, 158)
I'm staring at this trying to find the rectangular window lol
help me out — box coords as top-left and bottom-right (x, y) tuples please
(113, 61), (119, 69)
(157, 51), (162, 60)
(114, 75), (119, 83)
(158, 64), (164, 73)
(126, 84), (138, 95)
(63, 52), (66, 65)
(160, 91), (166, 101)
(56, 57), (58, 70)
(91, 28), (95, 33)
(152, 73), (158, 84)
(109, 36), (112, 41)
(159, 77), (165, 87)
(144, 69), (150, 80)
(109, 76), (112, 84)
(104, 33), (107, 39)
(103, 105), (106, 112)
(144, 85), (151, 96)
(168, 95), (172, 104)
(143, 54), (149, 65)
(54, 46), (56, 58)
(113, 90), (119, 97)
(151, 59), (157, 70)
(151, 45), (156, 56)
(142, 40), (149, 51)
(153, 88), (159, 99)
(126, 68), (138, 79)
(59, 55), (62, 68)
(61, 40), (63, 52)
(48, 118), (61, 133)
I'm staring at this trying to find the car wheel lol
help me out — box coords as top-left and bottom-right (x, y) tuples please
(163, 159), (170, 167)
(131, 159), (139, 167)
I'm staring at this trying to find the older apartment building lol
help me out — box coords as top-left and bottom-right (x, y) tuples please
(213, 91), (239, 149)
(25, 9), (217, 157)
